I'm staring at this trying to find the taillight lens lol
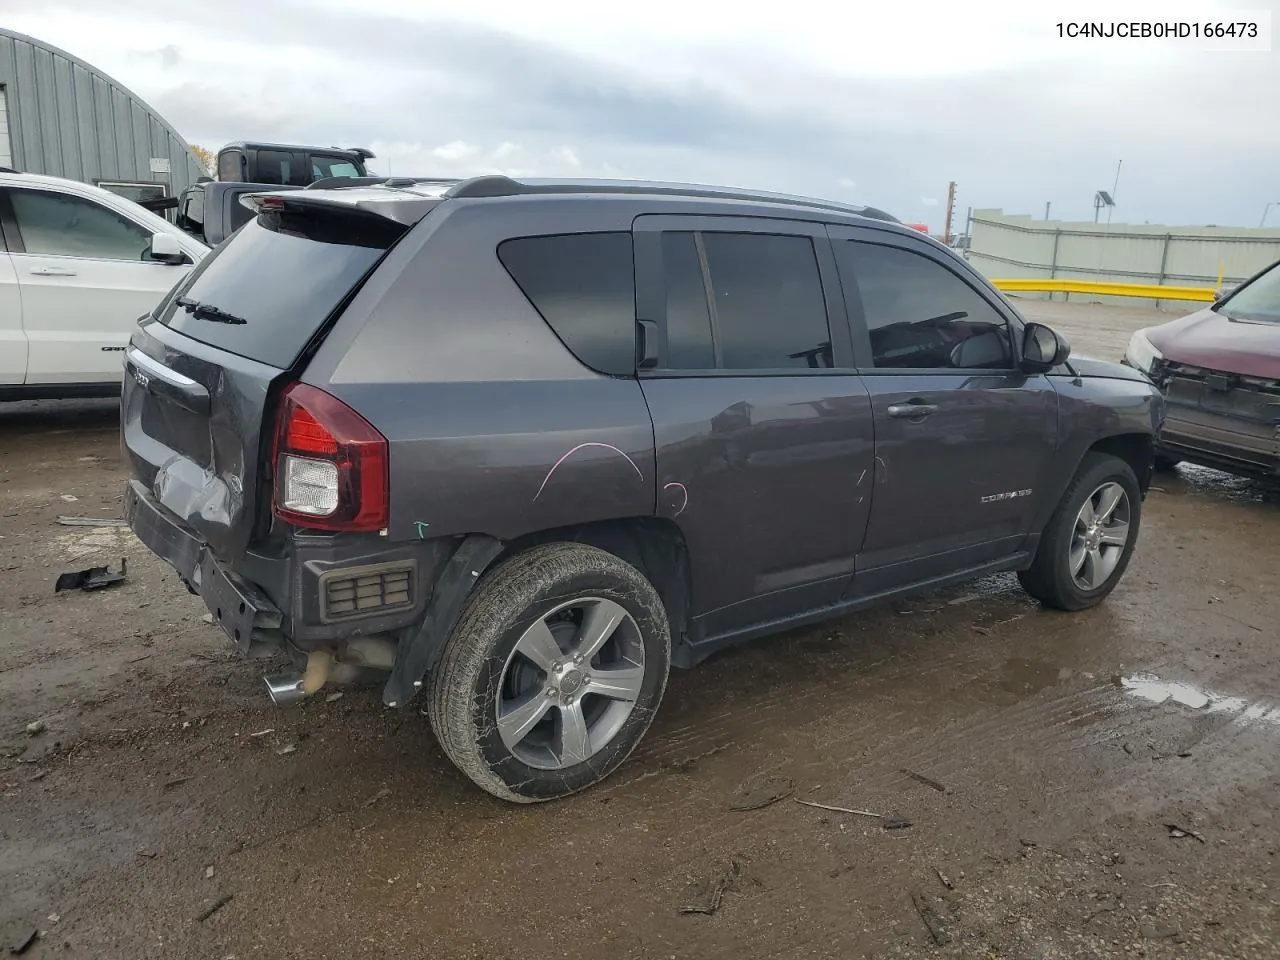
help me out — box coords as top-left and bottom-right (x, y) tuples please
(272, 383), (388, 532)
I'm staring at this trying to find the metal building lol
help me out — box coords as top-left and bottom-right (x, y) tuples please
(0, 28), (206, 204)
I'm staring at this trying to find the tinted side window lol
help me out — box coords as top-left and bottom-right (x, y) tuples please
(255, 150), (294, 185)
(498, 232), (636, 376)
(661, 232), (715, 369)
(837, 241), (1012, 370)
(9, 188), (151, 260)
(178, 187), (205, 232)
(701, 233), (832, 370)
(217, 150), (244, 182)
(312, 158), (361, 180)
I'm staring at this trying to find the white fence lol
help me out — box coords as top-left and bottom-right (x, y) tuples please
(966, 209), (1280, 309)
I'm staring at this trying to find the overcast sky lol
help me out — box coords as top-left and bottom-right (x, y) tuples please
(8, 0), (1280, 227)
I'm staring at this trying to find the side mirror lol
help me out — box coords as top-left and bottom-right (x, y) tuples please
(1021, 322), (1071, 372)
(149, 232), (187, 265)
(1213, 285), (1236, 305)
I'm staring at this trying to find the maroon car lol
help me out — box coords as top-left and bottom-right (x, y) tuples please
(1123, 258), (1280, 478)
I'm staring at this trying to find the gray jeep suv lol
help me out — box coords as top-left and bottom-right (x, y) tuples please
(121, 176), (1164, 802)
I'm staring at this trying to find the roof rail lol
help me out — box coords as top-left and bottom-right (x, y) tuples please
(445, 175), (899, 222)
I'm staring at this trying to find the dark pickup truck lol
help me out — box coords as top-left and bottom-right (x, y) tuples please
(175, 181), (302, 247)
(215, 142), (374, 186)
(170, 142), (376, 246)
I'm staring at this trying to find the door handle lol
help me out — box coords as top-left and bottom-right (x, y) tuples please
(887, 401), (940, 419)
(30, 266), (77, 277)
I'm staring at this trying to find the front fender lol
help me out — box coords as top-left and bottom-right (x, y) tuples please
(1033, 374), (1161, 531)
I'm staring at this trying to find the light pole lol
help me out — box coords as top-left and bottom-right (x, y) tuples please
(1261, 202), (1280, 228)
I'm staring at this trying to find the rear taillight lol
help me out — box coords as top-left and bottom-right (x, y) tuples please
(272, 383), (388, 532)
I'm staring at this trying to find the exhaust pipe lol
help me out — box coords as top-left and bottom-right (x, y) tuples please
(265, 672), (305, 705)
(264, 650), (334, 705)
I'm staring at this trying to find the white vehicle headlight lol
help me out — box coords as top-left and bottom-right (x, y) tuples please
(1124, 329), (1163, 374)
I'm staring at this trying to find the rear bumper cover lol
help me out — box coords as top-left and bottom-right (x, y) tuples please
(125, 480), (453, 660)
(125, 479), (504, 709)
(124, 480), (282, 651)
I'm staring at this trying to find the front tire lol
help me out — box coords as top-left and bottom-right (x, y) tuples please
(427, 542), (670, 802)
(1018, 453), (1142, 611)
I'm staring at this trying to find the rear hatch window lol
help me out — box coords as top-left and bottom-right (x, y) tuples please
(157, 204), (403, 370)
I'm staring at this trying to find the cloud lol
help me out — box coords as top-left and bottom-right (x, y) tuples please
(142, 44), (181, 69)
(7, 0), (1280, 225)
(431, 141), (480, 163)
(551, 146), (582, 170)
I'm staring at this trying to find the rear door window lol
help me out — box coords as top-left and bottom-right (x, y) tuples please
(701, 232), (832, 370)
(661, 232), (716, 369)
(655, 230), (833, 371)
(312, 157), (362, 180)
(255, 150), (298, 186)
(498, 232), (636, 376)
(157, 208), (401, 369)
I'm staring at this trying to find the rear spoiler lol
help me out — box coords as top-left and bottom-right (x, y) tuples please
(245, 184), (452, 227)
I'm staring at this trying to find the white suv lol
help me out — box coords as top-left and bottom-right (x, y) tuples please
(0, 171), (208, 400)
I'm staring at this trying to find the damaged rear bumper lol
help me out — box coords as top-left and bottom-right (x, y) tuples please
(123, 480), (500, 707)
(124, 480), (283, 652)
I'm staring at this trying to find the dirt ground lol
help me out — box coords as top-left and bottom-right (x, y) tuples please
(3, 300), (1279, 960)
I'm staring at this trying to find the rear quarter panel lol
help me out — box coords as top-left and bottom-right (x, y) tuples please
(305, 197), (658, 543)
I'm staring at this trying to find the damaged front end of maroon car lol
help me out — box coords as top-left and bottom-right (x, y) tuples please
(1122, 259), (1280, 480)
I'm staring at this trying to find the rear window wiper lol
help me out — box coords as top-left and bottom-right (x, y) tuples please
(175, 296), (247, 326)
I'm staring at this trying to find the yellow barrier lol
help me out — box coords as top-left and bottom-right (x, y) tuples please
(990, 278), (1216, 302)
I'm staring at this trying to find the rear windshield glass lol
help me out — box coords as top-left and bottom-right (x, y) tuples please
(1218, 261), (1280, 324)
(158, 207), (400, 369)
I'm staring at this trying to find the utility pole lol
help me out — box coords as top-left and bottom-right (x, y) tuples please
(943, 181), (957, 244)
(1108, 160), (1122, 225)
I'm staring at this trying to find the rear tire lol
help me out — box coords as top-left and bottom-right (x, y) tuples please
(427, 542), (670, 803)
(1018, 453), (1141, 611)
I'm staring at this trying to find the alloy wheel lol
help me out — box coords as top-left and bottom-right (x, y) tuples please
(495, 597), (646, 770)
(1069, 481), (1132, 590)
